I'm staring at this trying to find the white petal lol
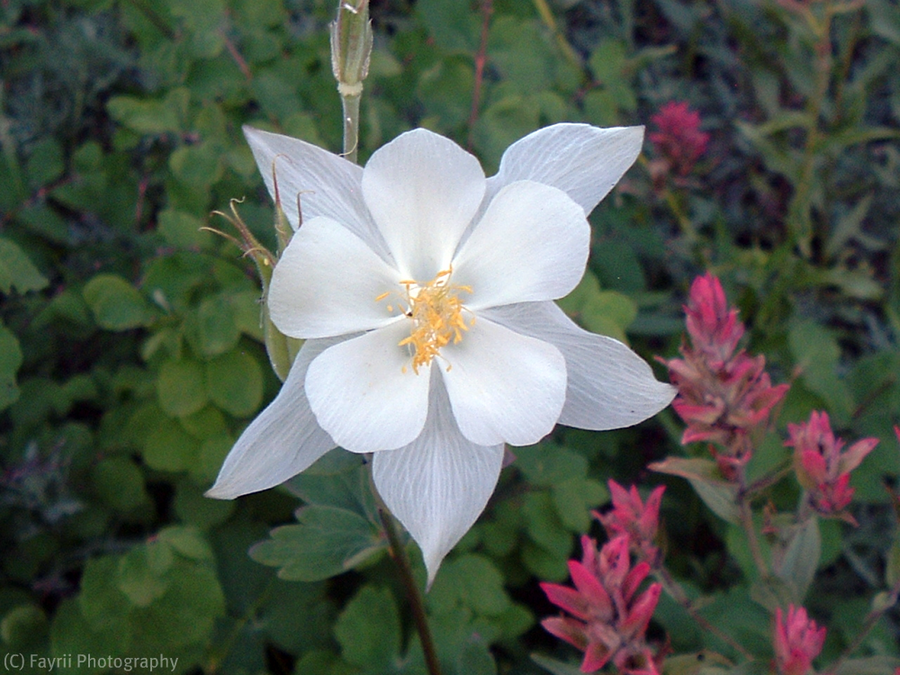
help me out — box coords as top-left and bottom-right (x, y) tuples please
(362, 129), (485, 280)
(206, 339), (338, 499)
(268, 216), (403, 339)
(305, 322), (431, 453)
(441, 316), (566, 446)
(482, 302), (675, 430)
(452, 181), (589, 310)
(372, 376), (504, 586)
(485, 123), (644, 216)
(243, 126), (390, 259)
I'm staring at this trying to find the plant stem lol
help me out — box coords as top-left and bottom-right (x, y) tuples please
(656, 566), (755, 661)
(738, 493), (770, 580)
(821, 575), (900, 675)
(377, 504), (443, 675)
(531, 0), (581, 67)
(466, 0), (493, 151)
(341, 92), (361, 164)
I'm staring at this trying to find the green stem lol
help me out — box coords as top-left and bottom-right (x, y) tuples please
(790, 13), (832, 258)
(376, 503), (443, 675)
(656, 567), (755, 661)
(531, 0), (581, 68)
(821, 575), (900, 675)
(738, 495), (770, 580)
(341, 93), (361, 164)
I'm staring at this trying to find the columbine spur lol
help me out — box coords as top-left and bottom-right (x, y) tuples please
(207, 123), (675, 582)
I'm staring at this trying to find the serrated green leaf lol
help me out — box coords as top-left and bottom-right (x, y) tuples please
(250, 505), (384, 581)
(334, 586), (401, 670)
(429, 554), (511, 617)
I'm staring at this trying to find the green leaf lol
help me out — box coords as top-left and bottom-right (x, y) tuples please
(650, 457), (740, 524)
(157, 358), (208, 417)
(157, 526), (214, 560)
(580, 290), (638, 342)
(833, 656), (900, 674)
(106, 88), (189, 135)
(25, 137), (64, 188)
(334, 586), (401, 670)
(1, 605), (48, 650)
(169, 141), (222, 186)
(143, 419), (200, 472)
(773, 516), (820, 603)
(659, 652), (734, 675)
(515, 443), (588, 486)
(194, 294), (241, 356)
(531, 653), (583, 675)
(157, 209), (213, 249)
(416, 0), (479, 52)
(91, 457), (149, 511)
(83, 274), (153, 331)
(788, 319), (853, 423)
(0, 236), (49, 294)
(79, 557), (130, 630)
(250, 505), (385, 581)
(428, 554), (511, 617)
(0, 322), (23, 410)
(205, 350), (263, 417)
(117, 546), (171, 607)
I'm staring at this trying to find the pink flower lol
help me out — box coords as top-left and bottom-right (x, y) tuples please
(541, 535), (662, 674)
(660, 274), (789, 479)
(773, 605), (826, 675)
(786, 411), (876, 520)
(649, 101), (710, 177)
(595, 481), (665, 565)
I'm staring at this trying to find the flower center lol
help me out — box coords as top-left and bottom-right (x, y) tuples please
(377, 268), (473, 374)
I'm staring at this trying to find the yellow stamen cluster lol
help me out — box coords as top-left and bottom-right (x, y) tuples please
(378, 268), (473, 374)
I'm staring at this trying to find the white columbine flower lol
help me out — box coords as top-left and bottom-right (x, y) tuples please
(207, 123), (675, 583)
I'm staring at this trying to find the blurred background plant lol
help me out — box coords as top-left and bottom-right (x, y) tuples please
(1, 0), (899, 673)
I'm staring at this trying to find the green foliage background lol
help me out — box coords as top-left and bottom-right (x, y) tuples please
(1, 0), (900, 673)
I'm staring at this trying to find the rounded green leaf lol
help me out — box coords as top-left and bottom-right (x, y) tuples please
(143, 421), (200, 472)
(195, 294), (241, 356)
(92, 457), (149, 512)
(157, 358), (208, 417)
(205, 350), (263, 417)
(83, 274), (153, 331)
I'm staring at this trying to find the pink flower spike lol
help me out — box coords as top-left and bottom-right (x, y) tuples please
(787, 411), (877, 519)
(540, 535), (662, 674)
(684, 274), (744, 366)
(649, 101), (710, 177)
(773, 605), (826, 675)
(661, 273), (789, 480)
(596, 481), (665, 565)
